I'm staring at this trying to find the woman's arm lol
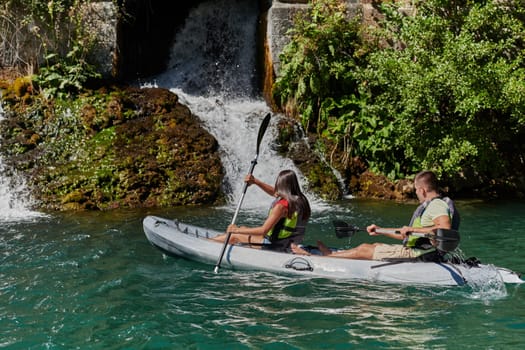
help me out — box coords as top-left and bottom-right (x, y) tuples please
(246, 174), (275, 197)
(228, 202), (286, 236)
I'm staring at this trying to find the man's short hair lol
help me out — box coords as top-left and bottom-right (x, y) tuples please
(415, 171), (439, 192)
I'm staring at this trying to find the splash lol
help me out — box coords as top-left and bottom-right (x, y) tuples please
(463, 264), (508, 300)
(0, 101), (47, 221)
(442, 250), (508, 299)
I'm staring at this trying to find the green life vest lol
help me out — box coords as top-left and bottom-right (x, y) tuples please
(405, 219), (430, 248)
(266, 211), (299, 242)
(405, 197), (457, 249)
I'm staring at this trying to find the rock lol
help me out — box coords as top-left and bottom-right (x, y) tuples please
(0, 84), (224, 210)
(274, 117), (341, 200)
(80, 1), (117, 78)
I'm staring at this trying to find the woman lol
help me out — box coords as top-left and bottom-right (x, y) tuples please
(212, 169), (311, 251)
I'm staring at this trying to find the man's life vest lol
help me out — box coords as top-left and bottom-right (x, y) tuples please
(406, 196), (460, 250)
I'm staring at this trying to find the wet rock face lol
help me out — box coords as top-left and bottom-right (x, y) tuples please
(0, 85), (224, 210)
(99, 87), (224, 209)
(116, 0), (209, 79)
(273, 115), (417, 201)
(352, 171), (414, 201)
(274, 117), (341, 200)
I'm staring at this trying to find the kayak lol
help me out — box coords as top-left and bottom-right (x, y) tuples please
(143, 215), (523, 286)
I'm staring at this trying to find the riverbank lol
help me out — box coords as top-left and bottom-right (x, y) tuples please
(0, 67), (413, 210)
(1, 66), (523, 211)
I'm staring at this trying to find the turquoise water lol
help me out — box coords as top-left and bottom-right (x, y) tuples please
(1, 199), (524, 349)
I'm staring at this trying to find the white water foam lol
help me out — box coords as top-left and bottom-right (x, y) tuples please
(142, 0), (331, 213)
(0, 101), (47, 221)
(463, 264), (508, 300)
(441, 249), (508, 299)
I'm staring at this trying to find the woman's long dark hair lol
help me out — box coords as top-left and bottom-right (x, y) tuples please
(274, 170), (311, 220)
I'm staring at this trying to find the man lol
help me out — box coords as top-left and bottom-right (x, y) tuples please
(292, 170), (459, 260)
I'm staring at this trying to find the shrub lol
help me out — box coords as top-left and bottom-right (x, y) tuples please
(275, 0), (525, 185)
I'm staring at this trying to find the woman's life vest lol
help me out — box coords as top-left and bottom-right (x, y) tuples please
(405, 196), (460, 250)
(265, 198), (307, 247)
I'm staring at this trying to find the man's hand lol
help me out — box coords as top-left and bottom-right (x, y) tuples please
(367, 224), (380, 236)
(399, 226), (412, 239)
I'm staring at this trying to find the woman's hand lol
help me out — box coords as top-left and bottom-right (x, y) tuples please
(227, 224), (239, 234)
(244, 174), (255, 186)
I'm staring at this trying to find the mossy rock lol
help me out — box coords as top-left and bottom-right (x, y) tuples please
(0, 85), (224, 210)
(275, 117), (341, 200)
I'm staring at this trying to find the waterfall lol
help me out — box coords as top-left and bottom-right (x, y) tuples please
(143, 0), (316, 211)
(0, 102), (45, 221)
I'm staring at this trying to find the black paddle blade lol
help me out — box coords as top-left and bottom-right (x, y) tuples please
(433, 228), (460, 252)
(333, 220), (358, 238)
(256, 113), (271, 155)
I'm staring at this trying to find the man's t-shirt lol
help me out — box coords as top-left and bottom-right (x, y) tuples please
(420, 198), (449, 227)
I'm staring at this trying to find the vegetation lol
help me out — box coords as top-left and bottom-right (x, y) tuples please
(274, 0), (525, 193)
(1, 0), (101, 97)
(273, 0), (365, 134)
(0, 86), (224, 210)
(0, 1), (224, 210)
(3, 0), (525, 205)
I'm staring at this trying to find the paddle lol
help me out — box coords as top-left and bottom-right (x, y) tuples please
(213, 113), (271, 273)
(333, 221), (460, 253)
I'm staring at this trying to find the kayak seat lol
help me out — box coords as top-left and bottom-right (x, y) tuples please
(263, 226), (306, 253)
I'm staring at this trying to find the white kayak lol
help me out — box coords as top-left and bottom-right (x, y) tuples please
(143, 215), (523, 286)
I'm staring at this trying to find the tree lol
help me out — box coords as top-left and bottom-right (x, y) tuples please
(361, 0), (525, 184)
(275, 0), (525, 193)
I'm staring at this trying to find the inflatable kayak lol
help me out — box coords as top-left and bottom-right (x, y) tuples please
(143, 215), (523, 286)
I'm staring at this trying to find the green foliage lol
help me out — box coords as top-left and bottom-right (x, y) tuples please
(273, 0), (364, 133)
(361, 0), (525, 179)
(33, 45), (101, 98)
(275, 0), (525, 184)
(2, 1), (101, 97)
(5, 0), (79, 27)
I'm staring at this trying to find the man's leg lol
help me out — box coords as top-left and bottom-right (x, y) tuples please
(318, 242), (377, 260)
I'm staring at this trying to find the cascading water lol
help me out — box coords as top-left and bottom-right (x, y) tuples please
(143, 0), (315, 210)
(0, 102), (44, 221)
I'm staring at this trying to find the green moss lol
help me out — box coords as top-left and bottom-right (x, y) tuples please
(12, 76), (33, 97)
(1, 85), (224, 210)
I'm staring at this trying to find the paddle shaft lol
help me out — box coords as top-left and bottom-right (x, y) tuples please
(334, 221), (454, 239)
(370, 228), (460, 252)
(358, 227), (442, 238)
(374, 228), (431, 238)
(229, 157), (258, 229)
(373, 228), (460, 241)
(333, 220), (459, 253)
(213, 113), (271, 273)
